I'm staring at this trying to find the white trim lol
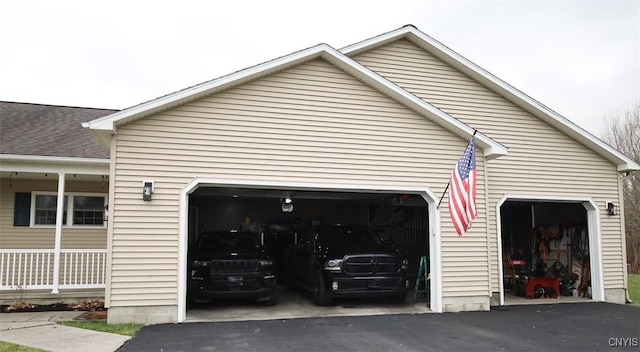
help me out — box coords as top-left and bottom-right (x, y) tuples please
(51, 173), (65, 293)
(0, 154), (110, 175)
(177, 177), (443, 322)
(495, 195), (604, 306)
(341, 25), (639, 172)
(429, 196), (443, 313)
(0, 154), (110, 164)
(83, 45), (507, 159)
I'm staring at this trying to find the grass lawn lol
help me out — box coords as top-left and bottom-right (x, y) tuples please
(0, 342), (44, 352)
(59, 321), (144, 336)
(628, 274), (640, 306)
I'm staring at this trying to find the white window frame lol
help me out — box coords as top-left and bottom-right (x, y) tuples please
(30, 192), (107, 228)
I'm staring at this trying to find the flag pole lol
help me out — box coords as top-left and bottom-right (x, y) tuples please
(437, 130), (477, 209)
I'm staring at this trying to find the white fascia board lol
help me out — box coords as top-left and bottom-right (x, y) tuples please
(84, 40), (506, 160)
(320, 47), (507, 159)
(83, 45), (333, 132)
(341, 25), (416, 56)
(343, 26), (638, 171)
(0, 154), (110, 175)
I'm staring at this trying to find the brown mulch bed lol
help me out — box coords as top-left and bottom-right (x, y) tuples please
(1, 300), (105, 313)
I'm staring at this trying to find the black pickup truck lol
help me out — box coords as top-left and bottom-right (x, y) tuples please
(285, 225), (409, 306)
(188, 231), (277, 305)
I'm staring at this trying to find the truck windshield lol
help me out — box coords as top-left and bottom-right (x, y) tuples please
(318, 227), (383, 245)
(198, 232), (260, 251)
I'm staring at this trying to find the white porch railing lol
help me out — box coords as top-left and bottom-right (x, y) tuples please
(0, 250), (107, 291)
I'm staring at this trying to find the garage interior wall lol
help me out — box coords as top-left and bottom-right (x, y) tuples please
(188, 192), (429, 277)
(501, 201), (590, 299)
(190, 197), (370, 237)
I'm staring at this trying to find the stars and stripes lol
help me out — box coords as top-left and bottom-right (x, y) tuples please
(448, 138), (478, 236)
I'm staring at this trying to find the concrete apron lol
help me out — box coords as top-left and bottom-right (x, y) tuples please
(187, 289), (433, 323)
(0, 311), (130, 352)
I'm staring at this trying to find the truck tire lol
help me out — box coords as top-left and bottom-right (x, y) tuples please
(313, 271), (332, 306)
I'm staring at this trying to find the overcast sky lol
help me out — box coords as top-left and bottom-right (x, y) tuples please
(1, 0), (638, 137)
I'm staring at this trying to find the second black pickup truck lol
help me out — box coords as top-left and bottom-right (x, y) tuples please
(285, 225), (409, 306)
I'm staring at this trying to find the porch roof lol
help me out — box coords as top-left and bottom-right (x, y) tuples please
(0, 101), (116, 159)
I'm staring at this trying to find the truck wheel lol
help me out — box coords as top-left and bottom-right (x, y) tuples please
(313, 271), (331, 306)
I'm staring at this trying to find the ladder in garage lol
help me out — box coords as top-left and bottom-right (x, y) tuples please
(413, 256), (430, 305)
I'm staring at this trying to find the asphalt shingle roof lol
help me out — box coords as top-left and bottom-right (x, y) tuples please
(0, 101), (117, 159)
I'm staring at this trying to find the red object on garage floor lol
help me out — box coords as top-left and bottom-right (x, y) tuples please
(525, 277), (560, 299)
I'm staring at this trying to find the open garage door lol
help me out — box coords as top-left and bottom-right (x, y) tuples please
(498, 198), (603, 305)
(177, 179), (440, 322)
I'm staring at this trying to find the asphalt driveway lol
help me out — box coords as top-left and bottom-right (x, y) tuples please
(118, 302), (639, 351)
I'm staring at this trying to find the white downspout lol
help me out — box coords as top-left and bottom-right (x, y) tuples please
(51, 173), (65, 294)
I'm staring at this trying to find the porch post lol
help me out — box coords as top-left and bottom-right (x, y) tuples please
(51, 173), (65, 293)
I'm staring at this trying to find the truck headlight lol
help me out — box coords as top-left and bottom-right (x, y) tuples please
(324, 259), (343, 271)
(192, 260), (209, 267)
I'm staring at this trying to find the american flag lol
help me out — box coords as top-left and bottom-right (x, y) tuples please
(448, 138), (477, 236)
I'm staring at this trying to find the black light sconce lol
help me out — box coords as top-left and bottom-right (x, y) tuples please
(143, 181), (154, 201)
(281, 196), (293, 213)
(606, 201), (619, 216)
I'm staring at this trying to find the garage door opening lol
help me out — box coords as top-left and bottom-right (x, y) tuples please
(182, 185), (435, 321)
(500, 200), (594, 305)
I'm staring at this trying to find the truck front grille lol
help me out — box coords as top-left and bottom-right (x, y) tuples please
(342, 255), (397, 275)
(209, 260), (259, 273)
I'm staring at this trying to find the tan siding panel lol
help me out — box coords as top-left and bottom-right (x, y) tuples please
(354, 39), (625, 294)
(109, 58), (490, 305)
(0, 178), (107, 249)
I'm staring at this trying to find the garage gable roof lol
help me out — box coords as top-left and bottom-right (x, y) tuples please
(83, 43), (507, 159)
(342, 25), (640, 172)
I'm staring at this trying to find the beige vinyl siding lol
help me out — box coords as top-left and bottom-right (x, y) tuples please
(0, 178), (108, 249)
(109, 58), (490, 307)
(353, 39), (625, 293)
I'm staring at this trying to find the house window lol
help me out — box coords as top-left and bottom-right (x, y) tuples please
(35, 194), (68, 225)
(73, 196), (105, 225)
(28, 192), (106, 227)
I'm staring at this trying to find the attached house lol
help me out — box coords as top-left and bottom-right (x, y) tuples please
(1, 25), (638, 324)
(0, 102), (115, 301)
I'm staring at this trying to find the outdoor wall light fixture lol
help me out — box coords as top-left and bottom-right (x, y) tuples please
(143, 181), (154, 201)
(606, 201), (619, 216)
(281, 196), (293, 213)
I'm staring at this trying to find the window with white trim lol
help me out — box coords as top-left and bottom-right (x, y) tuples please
(73, 196), (105, 225)
(26, 192), (107, 227)
(35, 194), (68, 225)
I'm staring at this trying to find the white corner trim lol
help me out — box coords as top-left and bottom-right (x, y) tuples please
(430, 201), (443, 313)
